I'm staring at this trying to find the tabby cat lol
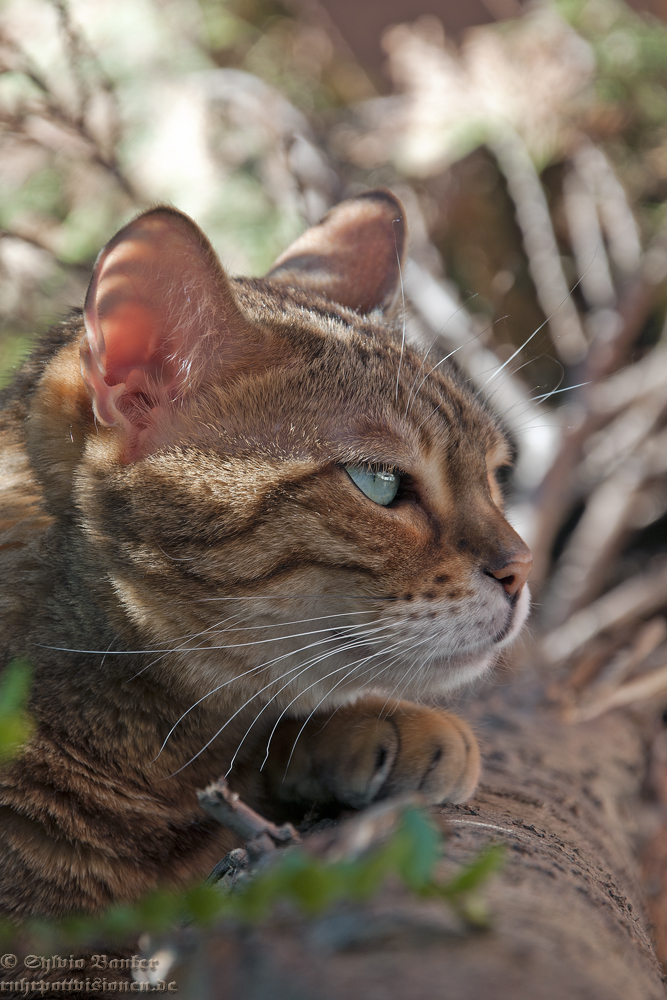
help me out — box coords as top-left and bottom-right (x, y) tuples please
(0, 190), (531, 918)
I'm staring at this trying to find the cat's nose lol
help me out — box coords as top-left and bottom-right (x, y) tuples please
(486, 553), (532, 597)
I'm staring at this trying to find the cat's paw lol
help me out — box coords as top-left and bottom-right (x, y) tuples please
(266, 697), (480, 809)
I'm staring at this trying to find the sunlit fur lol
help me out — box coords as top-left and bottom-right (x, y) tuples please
(0, 194), (530, 918)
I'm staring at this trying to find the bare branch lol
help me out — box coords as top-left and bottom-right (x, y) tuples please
(562, 164), (616, 310)
(540, 557), (667, 668)
(0, 23), (140, 203)
(489, 129), (588, 366)
(562, 617), (667, 721)
(543, 426), (667, 625)
(0, 227), (90, 275)
(574, 141), (641, 278)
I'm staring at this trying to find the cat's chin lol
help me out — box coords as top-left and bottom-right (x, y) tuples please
(406, 650), (497, 699)
(356, 649), (496, 707)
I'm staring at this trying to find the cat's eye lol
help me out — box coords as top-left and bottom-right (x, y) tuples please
(344, 465), (400, 506)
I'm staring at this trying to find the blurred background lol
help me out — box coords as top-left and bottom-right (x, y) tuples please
(5, 0), (667, 808)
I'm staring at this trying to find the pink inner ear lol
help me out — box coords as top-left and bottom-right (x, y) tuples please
(101, 301), (160, 379)
(80, 208), (244, 440)
(92, 272), (179, 395)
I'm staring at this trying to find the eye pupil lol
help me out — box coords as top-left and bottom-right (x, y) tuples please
(344, 465), (401, 506)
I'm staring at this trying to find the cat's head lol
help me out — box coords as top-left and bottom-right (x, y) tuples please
(31, 190), (531, 714)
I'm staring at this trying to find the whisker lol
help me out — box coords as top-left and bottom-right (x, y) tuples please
(125, 610), (248, 681)
(156, 541), (195, 562)
(279, 633), (435, 780)
(486, 337), (558, 398)
(403, 293), (480, 417)
(229, 627), (403, 776)
(502, 379), (594, 418)
(476, 269), (589, 398)
(99, 640), (114, 670)
(151, 610), (247, 649)
(185, 610), (377, 635)
(394, 220), (407, 403)
(409, 315), (509, 415)
(128, 610), (377, 680)
(161, 619), (395, 773)
(258, 631), (419, 770)
(417, 400), (447, 431)
(171, 627), (394, 779)
(273, 639), (417, 775)
(476, 321), (553, 397)
(37, 621), (382, 657)
(154, 617), (394, 757)
(195, 595), (397, 602)
(376, 656), (421, 718)
(148, 610), (380, 656)
(482, 337), (565, 406)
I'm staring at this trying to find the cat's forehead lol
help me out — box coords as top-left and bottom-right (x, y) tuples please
(194, 279), (506, 473)
(234, 277), (393, 344)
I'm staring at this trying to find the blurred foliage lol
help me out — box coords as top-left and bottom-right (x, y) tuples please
(198, 0), (375, 109)
(1, 0), (667, 383)
(0, 0), (353, 380)
(557, 0), (667, 216)
(0, 658), (34, 764)
(0, 805), (504, 951)
(0, 333), (32, 388)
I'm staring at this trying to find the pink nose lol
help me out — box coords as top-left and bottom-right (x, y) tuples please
(488, 554), (532, 597)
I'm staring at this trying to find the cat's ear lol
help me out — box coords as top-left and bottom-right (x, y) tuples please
(266, 190), (406, 313)
(81, 207), (253, 438)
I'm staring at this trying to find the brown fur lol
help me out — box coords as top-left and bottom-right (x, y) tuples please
(0, 191), (530, 918)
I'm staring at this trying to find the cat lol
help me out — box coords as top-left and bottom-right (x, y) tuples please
(0, 189), (531, 919)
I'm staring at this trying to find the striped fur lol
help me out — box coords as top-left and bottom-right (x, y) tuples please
(0, 192), (530, 917)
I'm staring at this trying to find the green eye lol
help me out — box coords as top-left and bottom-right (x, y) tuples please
(345, 465), (400, 506)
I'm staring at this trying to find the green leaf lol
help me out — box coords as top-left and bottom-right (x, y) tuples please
(345, 851), (391, 900)
(135, 889), (183, 933)
(440, 844), (506, 900)
(394, 807), (442, 889)
(183, 884), (226, 927)
(0, 659), (34, 764)
(286, 859), (343, 914)
(0, 659), (33, 717)
(100, 904), (140, 939)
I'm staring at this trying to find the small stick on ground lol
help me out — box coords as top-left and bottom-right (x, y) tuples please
(198, 777), (300, 863)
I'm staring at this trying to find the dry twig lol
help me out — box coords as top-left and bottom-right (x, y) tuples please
(198, 778), (300, 865)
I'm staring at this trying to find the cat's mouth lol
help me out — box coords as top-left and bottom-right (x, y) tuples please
(369, 581), (531, 696)
(380, 578), (531, 658)
(491, 584), (531, 648)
